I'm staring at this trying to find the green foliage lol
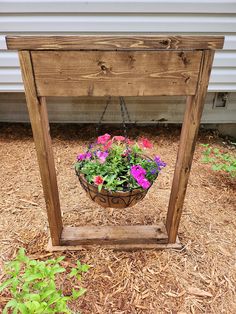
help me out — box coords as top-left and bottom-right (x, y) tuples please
(201, 144), (236, 177)
(75, 139), (162, 192)
(0, 248), (89, 314)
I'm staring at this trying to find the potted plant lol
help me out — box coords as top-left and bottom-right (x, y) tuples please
(75, 134), (166, 208)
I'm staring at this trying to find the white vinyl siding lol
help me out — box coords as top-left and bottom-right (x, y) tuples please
(0, 93), (236, 124)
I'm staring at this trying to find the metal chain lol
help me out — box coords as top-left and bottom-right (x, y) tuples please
(96, 96), (111, 136)
(121, 96), (132, 124)
(119, 96), (131, 140)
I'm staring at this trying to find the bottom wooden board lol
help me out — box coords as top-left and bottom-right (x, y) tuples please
(46, 224), (183, 251)
(47, 239), (183, 251)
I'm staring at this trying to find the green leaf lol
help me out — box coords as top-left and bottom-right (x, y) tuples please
(23, 293), (41, 302)
(24, 274), (43, 282)
(3, 299), (18, 311)
(80, 264), (90, 272)
(17, 248), (28, 262)
(69, 268), (78, 277)
(72, 287), (87, 299)
(212, 164), (223, 171)
(41, 289), (56, 301)
(55, 256), (65, 263)
(0, 278), (13, 292)
(18, 303), (29, 314)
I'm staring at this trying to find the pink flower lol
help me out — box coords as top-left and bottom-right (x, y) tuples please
(130, 165), (147, 179)
(130, 165), (150, 190)
(137, 177), (151, 189)
(94, 176), (104, 185)
(139, 138), (153, 149)
(97, 133), (111, 145)
(103, 140), (112, 150)
(127, 139), (134, 145)
(96, 150), (109, 164)
(113, 136), (125, 142)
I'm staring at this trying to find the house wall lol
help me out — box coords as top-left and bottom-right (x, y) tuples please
(0, 0), (236, 126)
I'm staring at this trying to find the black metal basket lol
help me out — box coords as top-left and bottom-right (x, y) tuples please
(76, 171), (151, 208)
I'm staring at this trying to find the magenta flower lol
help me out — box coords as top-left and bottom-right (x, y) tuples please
(130, 165), (146, 179)
(97, 133), (111, 145)
(137, 177), (151, 189)
(130, 165), (150, 190)
(77, 152), (92, 161)
(96, 150), (109, 164)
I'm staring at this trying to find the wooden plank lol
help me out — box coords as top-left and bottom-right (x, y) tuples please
(60, 224), (168, 246)
(47, 237), (183, 251)
(166, 50), (215, 243)
(6, 35), (224, 51)
(31, 50), (202, 96)
(18, 51), (63, 245)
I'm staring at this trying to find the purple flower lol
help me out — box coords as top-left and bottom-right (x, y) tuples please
(154, 156), (167, 171)
(77, 152), (92, 161)
(130, 165), (146, 179)
(96, 150), (109, 164)
(130, 165), (150, 190)
(150, 168), (158, 175)
(137, 177), (151, 189)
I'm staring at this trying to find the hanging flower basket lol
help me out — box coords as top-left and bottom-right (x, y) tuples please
(75, 134), (166, 209)
(76, 172), (148, 208)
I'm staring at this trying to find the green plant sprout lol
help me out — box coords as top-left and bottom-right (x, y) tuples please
(0, 248), (89, 314)
(201, 144), (236, 177)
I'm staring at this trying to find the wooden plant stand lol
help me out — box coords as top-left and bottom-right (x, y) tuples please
(6, 35), (224, 251)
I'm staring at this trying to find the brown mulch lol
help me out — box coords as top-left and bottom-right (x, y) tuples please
(0, 123), (235, 314)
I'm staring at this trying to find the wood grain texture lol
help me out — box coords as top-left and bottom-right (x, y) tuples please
(47, 238), (183, 251)
(6, 35), (224, 51)
(18, 51), (63, 245)
(166, 50), (215, 243)
(31, 50), (202, 96)
(60, 224), (168, 246)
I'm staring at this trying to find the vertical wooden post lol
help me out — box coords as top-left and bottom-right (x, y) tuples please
(166, 50), (215, 243)
(19, 51), (63, 245)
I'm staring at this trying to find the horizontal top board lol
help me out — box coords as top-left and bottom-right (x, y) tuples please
(6, 35), (224, 51)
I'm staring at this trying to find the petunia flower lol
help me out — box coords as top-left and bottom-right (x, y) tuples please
(130, 165), (151, 189)
(103, 140), (112, 150)
(137, 177), (151, 189)
(154, 156), (167, 171)
(96, 150), (109, 164)
(130, 165), (146, 179)
(97, 133), (111, 145)
(150, 168), (158, 175)
(94, 176), (104, 185)
(77, 152), (92, 161)
(139, 138), (153, 149)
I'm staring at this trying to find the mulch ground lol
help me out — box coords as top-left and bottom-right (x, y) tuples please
(0, 123), (235, 313)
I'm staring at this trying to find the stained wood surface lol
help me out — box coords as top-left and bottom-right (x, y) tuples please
(47, 238), (183, 251)
(60, 224), (168, 246)
(31, 50), (202, 96)
(18, 51), (63, 245)
(166, 50), (215, 243)
(6, 35), (224, 51)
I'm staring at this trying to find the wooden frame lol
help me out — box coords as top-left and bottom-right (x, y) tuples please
(6, 35), (224, 251)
